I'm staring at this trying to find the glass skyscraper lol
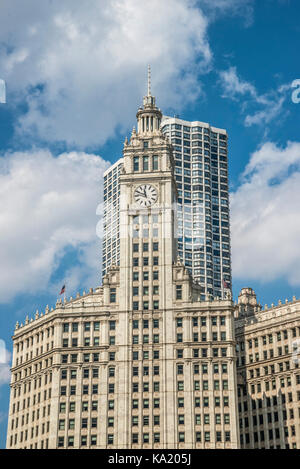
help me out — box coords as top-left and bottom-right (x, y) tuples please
(102, 116), (231, 299)
(102, 159), (122, 279)
(161, 116), (231, 299)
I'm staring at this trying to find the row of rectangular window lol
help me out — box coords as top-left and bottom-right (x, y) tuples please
(132, 256), (159, 266)
(57, 430), (230, 447)
(62, 320), (116, 333)
(176, 316), (226, 327)
(61, 352), (115, 364)
(133, 155), (159, 172)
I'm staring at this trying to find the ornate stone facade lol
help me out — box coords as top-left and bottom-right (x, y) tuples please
(235, 288), (300, 449)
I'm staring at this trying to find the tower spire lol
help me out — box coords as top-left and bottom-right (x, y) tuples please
(147, 64), (151, 97)
(137, 65), (161, 135)
(142, 64), (156, 109)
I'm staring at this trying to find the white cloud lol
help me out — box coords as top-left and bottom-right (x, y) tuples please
(0, 365), (10, 387)
(0, 411), (8, 423)
(0, 346), (11, 387)
(0, 0), (212, 147)
(0, 0), (254, 148)
(0, 79), (6, 104)
(219, 66), (290, 127)
(219, 66), (258, 100)
(0, 150), (109, 303)
(231, 141), (300, 286)
(200, 0), (254, 26)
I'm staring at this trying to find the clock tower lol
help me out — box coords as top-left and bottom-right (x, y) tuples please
(112, 68), (238, 449)
(119, 66), (178, 313)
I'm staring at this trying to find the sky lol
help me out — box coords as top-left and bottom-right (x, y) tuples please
(0, 0), (299, 447)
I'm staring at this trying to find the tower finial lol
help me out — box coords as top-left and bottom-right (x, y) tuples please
(147, 64), (151, 97)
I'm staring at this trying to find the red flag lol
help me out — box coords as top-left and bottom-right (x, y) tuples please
(223, 279), (229, 289)
(60, 285), (66, 295)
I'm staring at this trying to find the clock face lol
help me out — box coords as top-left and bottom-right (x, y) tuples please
(134, 184), (157, 207)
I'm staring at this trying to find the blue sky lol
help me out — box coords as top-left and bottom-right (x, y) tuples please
(0, 0), (299, 447)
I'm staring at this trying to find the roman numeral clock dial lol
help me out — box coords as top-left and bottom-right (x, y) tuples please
(134, 184), (157, 207)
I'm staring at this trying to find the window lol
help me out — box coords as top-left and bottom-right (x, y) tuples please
(143, 399), (149, 409)
(153, 155), (158, 171)
(133, 157), (139, 172)
(153, 242), (159, 251)
(178, 381), (184, 391)
(108, 400), (114, 410)
(143, 156), (149, 171)
(109, 336), (115, 346)
(69, 419), (75, 430)
(59, 420), (65, 430)
(176, 285), (182, 300)
(133, 272), (139, 282)
(92, 384), (98, 394)
(154, 381), (160, 392)
(176, 318), (183, 328)
(177, 333), (183, 343)
(132, 416), (138, 426)
(92, 401), (98, 411)
(91, 435), (97, 446)
(110, 289), (116, 303)
(60, 403), (66, 413)
(178, 398), (184, 408)
(154, 399), (160, 408)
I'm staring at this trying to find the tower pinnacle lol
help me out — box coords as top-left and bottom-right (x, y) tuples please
(136, 65), (162, 135)
(147, 64), (151, 97)
(143, 65), (156, 109)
